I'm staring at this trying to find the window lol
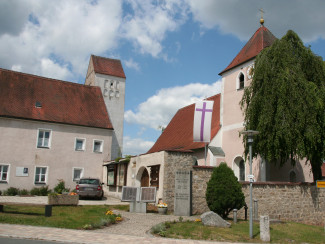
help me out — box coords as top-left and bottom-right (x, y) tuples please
(118, 164), (125, 186)
(93, 140), (103, 153)
(236, 72), (245, 90)
(75, 138), (85, 151)
(37, 129), (51, 148)
(107, 165), (117, 186)
(289, 170), (297, 183)
(35, 167), (47, 184)
(239, 160), (245, 181)
(73, 168), (83, 181)
(0, 165), (9, 183)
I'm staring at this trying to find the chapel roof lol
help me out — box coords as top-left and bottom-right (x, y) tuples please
(91, 55), (126, 78)
(147, 94), (221, 154)
(219, 25), (277, 75)
(0, 68), (113, 129)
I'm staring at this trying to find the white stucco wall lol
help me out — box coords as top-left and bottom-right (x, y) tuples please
(0, 117), (112, 191)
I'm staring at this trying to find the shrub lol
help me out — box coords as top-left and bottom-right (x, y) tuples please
(206, 163), (245, 219)
(30, 186), (51, 196)
(54, 179), (69, 194)
(5, 187), (19, 196)
(19, 189), (29, 195)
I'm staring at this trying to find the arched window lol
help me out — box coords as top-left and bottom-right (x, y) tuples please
(239, 73), (245, 89)
(239, 160), (245, 181)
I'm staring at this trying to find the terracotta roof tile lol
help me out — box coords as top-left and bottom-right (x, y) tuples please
(0, 68), (113, 129)
(147, 94), (221, 154)
(219, 26), (277, 75)
(92, 55), (126, 78)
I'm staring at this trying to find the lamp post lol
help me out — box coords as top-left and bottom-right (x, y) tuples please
(241, 130), (259, 239)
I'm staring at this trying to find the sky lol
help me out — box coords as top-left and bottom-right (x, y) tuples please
(1, 0), (325, 157)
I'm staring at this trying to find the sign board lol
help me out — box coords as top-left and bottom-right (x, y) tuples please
(140, 187), (156, 202)
(16, 167), (29, 177)
(316, 180), (325, 188)
(174, 170), (192, 216)
(121, 186), (139, 202)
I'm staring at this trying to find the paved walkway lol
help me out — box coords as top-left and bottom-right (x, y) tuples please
(0, 196), (245, 244)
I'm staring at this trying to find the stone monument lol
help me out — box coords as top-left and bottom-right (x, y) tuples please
(174, 170), (192, 216)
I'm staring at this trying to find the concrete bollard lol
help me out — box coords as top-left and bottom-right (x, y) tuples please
(254, 199), (258, 220)
(260, 215), (270, 242)
(233, 209), (237, 224)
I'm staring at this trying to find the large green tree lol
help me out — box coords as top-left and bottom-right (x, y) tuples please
(240, 30), (325, 181)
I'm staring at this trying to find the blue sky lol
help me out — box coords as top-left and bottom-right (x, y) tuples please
(1, 0), (325, 156)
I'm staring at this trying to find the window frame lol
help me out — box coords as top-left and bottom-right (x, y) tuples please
(34, 166), (48, 185)
(93, 139), (104, 153)
(0, 164), (10, 183)
(37, 129), (52, 149)
(236, 72), (245, 90)
(74, 138), (86, 151)
(72, 167), (84, 182)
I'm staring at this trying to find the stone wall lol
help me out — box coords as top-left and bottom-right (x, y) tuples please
(239, 182), (325, 225)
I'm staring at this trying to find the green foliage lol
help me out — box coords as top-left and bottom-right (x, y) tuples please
(151, 222), (167, 236)
(54, 179), (69, 194)
(18, 189), (29, 195)
(4, 187), (19, 196)
(206, 163), (245, 219)
(241, 30), (325, 181)
(30, 186), (51, 196)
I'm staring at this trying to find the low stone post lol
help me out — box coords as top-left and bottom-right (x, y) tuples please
(254, 199), (258, 220)
(233, 209), (237, 224)
(260, 215), (270, 242)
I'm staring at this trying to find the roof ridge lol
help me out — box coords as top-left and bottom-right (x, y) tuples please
(91, 54), (122, 63)
(0, 68), (95, 89)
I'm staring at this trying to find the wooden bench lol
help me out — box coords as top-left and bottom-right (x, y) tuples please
(0, 202), (53, 217)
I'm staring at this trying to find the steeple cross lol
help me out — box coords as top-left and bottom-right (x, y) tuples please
(259, 8), (265, 25)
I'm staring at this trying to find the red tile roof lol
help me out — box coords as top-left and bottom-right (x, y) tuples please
(92, 55), (126, 78)
(147, 94), (221, 154)
(0, 68), (113, 129)
(219, 26), (277, 75)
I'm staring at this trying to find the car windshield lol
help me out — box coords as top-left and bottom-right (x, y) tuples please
(79, 179), (99, 185)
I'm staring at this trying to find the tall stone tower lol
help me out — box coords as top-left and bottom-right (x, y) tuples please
(85, 55), (126, 160)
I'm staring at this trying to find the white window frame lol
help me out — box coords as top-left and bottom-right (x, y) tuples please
(74, 138), (86, 151)
(93, 139), (104, 153)
(37, 129), (52, 148)
(0, 164), (10, 183)
(72, 167), (84, 182)
(34, 166), (48, 185)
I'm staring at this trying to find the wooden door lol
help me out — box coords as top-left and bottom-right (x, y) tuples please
(141, 168), (149, 187)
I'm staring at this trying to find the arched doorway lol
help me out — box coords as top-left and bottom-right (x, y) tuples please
(233, 156), (245, 181)
(140, 168), (149, 187)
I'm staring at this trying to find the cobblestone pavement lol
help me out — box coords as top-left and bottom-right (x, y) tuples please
(0, 196), (246, 244)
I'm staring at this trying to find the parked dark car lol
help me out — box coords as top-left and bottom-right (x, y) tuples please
(76, 178), (104, 200)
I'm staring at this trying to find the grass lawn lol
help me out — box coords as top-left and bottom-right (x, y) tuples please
(0, 204), (128, 229)
(157, 220), (325, 243)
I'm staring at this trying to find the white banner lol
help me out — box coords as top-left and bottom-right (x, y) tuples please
(193, 100), (214, 142)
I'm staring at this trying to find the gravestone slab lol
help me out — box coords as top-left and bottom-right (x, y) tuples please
(200, 211), (231, 227)
(174, 170), (192, 216)
(121, 186), (139, 202)
(140, 187), (156, 202)
(129, 201), (147, 213)
(260, 215), (270, 242)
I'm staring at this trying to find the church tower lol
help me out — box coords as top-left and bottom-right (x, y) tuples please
(218, 19), (276, 181)
(85, 55), (126, 160)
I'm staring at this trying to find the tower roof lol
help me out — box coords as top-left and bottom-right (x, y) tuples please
(219, 26), (277, 75)
(91, 55), (126, 78)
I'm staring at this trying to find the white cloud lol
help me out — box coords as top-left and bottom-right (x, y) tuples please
(123, 136), (154, 156)
(125, 81), (222, 130)
(187, 0), (325, 42)
(124, 58), (140, 71)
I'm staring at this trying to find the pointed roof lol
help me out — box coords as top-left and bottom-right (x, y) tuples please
(219, 26), (277, 75)
(91, 55), (126, 78)
(147, 94), (221, 154)
(0, 68), (113, 129)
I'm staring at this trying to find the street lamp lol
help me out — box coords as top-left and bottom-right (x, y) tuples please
(241, 130), (259, 239)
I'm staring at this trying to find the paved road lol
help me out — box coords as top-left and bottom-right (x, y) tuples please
(0, 196), (245, 244)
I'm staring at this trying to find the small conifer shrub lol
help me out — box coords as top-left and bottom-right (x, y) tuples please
(206, 163), (245, 218)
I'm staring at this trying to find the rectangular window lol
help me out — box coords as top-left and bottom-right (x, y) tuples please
(37, 129), (51, 148)
(35, 167), (47, 184)
(75, 138), (85, 151)
(118, 164), (125, 186)
(0, 165), (9, 182)
(93, 140), (103, 153)
(73, 168), (83, 181)
(107, 165), (117, 186)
